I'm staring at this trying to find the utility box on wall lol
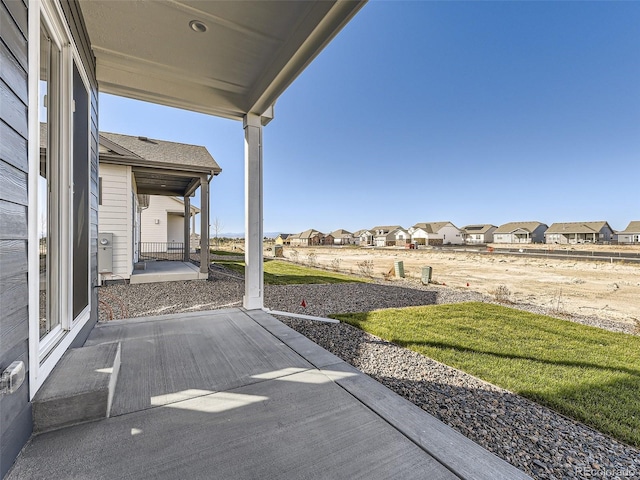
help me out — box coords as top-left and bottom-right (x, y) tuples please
(98, 233), (113, 273)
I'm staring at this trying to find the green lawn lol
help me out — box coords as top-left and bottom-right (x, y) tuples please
(331, 302), (640, 447)
(210, 249), (243, 256)
(214, 259), (366, 285)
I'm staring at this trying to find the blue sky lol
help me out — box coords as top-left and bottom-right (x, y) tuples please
(99, 1), (640, 235)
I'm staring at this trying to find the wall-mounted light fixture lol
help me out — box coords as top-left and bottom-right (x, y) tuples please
(155, 219), (160, 224)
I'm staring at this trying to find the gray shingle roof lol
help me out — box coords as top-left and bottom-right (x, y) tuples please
(100, 132), (221, 174)
(462, 224), (497, 234)
(330, 229), (353, 238)
(372, 226), (401, 234)
(494, 222), (545, 234)
(42, 123), (221, 175)
(297, 229), (323, 239)
(546, 221), (611, 234)
(412, 222), (457, 233)
(620, 221), (640, 234)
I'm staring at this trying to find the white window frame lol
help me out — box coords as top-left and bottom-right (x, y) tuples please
(28, 0), (93, 398)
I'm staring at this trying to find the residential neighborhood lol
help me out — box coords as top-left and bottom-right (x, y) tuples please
(281, 220), (639, 248)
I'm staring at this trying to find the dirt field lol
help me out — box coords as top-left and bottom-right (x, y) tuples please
(281, 245), (640, 326)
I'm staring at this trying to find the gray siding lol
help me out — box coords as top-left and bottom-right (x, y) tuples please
(0, 0), (31, 476)
(0, 1), (99, 476)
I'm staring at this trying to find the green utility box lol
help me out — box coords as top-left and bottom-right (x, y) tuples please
(394, 260), (405, 278)
(274, 245), (284, 258)
(421, 266), (432, 285)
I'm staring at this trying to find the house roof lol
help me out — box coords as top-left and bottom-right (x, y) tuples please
(372, 226), (401, 234)
(297, 229), (323, 239)
(330, 229), (353, 238)
(77, 1), (365, 121)
(619, 221), (640, 234)
(411, 222), (457, 233)
(100, 132), (222, 174)
(494, 222), (546, 234)
(353, 229), (372, 236)
(277, 234), (292, 240)
(546, 221), (612, 234)
(463, 224), (497, 234)
(100, 132), (220, 196)
(42, 123), (220, 197)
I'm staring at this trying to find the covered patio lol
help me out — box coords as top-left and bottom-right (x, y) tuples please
(4, 1), (531, 478)
(99, 131), (221, 278)
(10, 308), (529, 479)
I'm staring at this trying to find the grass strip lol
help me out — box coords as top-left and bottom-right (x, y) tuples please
(332, 302), (640, 447)
(213, 259), (367, 285)
(210, 249), (243, 256)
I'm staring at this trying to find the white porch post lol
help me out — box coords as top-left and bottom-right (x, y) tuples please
(200, 176), (210, 274)
(243, 113), (264, 309)
(184, 196), (190, 262)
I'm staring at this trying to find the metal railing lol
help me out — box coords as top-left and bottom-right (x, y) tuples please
(139, 242), (187, 261)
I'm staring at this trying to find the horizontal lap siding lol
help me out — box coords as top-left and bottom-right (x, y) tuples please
(141, 196), (184, 244)
(1, 1), (99, 475)
(0, 0), (31, 476)
(99, 164), (132, 278)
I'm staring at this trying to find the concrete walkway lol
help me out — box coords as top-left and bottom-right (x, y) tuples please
(8, 309), (530, 479)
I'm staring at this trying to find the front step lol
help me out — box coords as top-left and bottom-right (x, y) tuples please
(32, 342), (121, 433)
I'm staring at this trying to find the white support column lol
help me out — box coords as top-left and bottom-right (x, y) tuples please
(200, 177), (210, 274)
(184, 196), (190, 262)
(243, 113), (264, 310)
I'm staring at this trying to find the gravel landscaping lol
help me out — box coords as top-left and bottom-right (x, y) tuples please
(98, 269), (640, 479)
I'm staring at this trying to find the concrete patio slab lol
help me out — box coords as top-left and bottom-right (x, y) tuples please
(129, 261), (207, 284)
(7, 308), (531, 480)
(85, 309), (311, 416)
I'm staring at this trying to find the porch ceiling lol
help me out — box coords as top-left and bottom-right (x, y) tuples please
(78, 0), (365, 119)
(131, 167), (201, 197)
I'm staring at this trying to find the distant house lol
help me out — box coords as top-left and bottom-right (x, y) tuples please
(289, 229), (324, 247)
(462, 224), (497, 244)
(354, 229), (374, 246)
(617, 221), (640, 244)
(393, 227), (411, 246)
(493, 222), (548, 244)
(322, 233), (335, 245)
(330, 229), (355, 245)
(409, 222), (464, 246)
(140, 196), (200, 248)
(545, 221), (615, 244)
(372, 226), (402, 247)
(275, 234), (292, 246)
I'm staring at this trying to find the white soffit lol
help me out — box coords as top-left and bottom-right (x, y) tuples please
(78, 0), (365, 120)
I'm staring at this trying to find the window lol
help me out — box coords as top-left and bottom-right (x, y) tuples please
(35, 0), (91, 361)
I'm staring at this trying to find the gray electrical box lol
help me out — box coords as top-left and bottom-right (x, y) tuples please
(98, 233), (113, 273)
(421, 266), (432, 285)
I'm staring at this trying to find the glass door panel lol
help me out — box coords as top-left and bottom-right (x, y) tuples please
(72, 60), (89, 320)
(39, 20), (60, 339)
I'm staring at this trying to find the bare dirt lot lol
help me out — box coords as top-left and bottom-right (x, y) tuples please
(282, 245), (640, 327)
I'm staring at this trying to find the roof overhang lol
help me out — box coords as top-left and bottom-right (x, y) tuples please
(78, 0), (366, 121)
(101, 155), (210, 196)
